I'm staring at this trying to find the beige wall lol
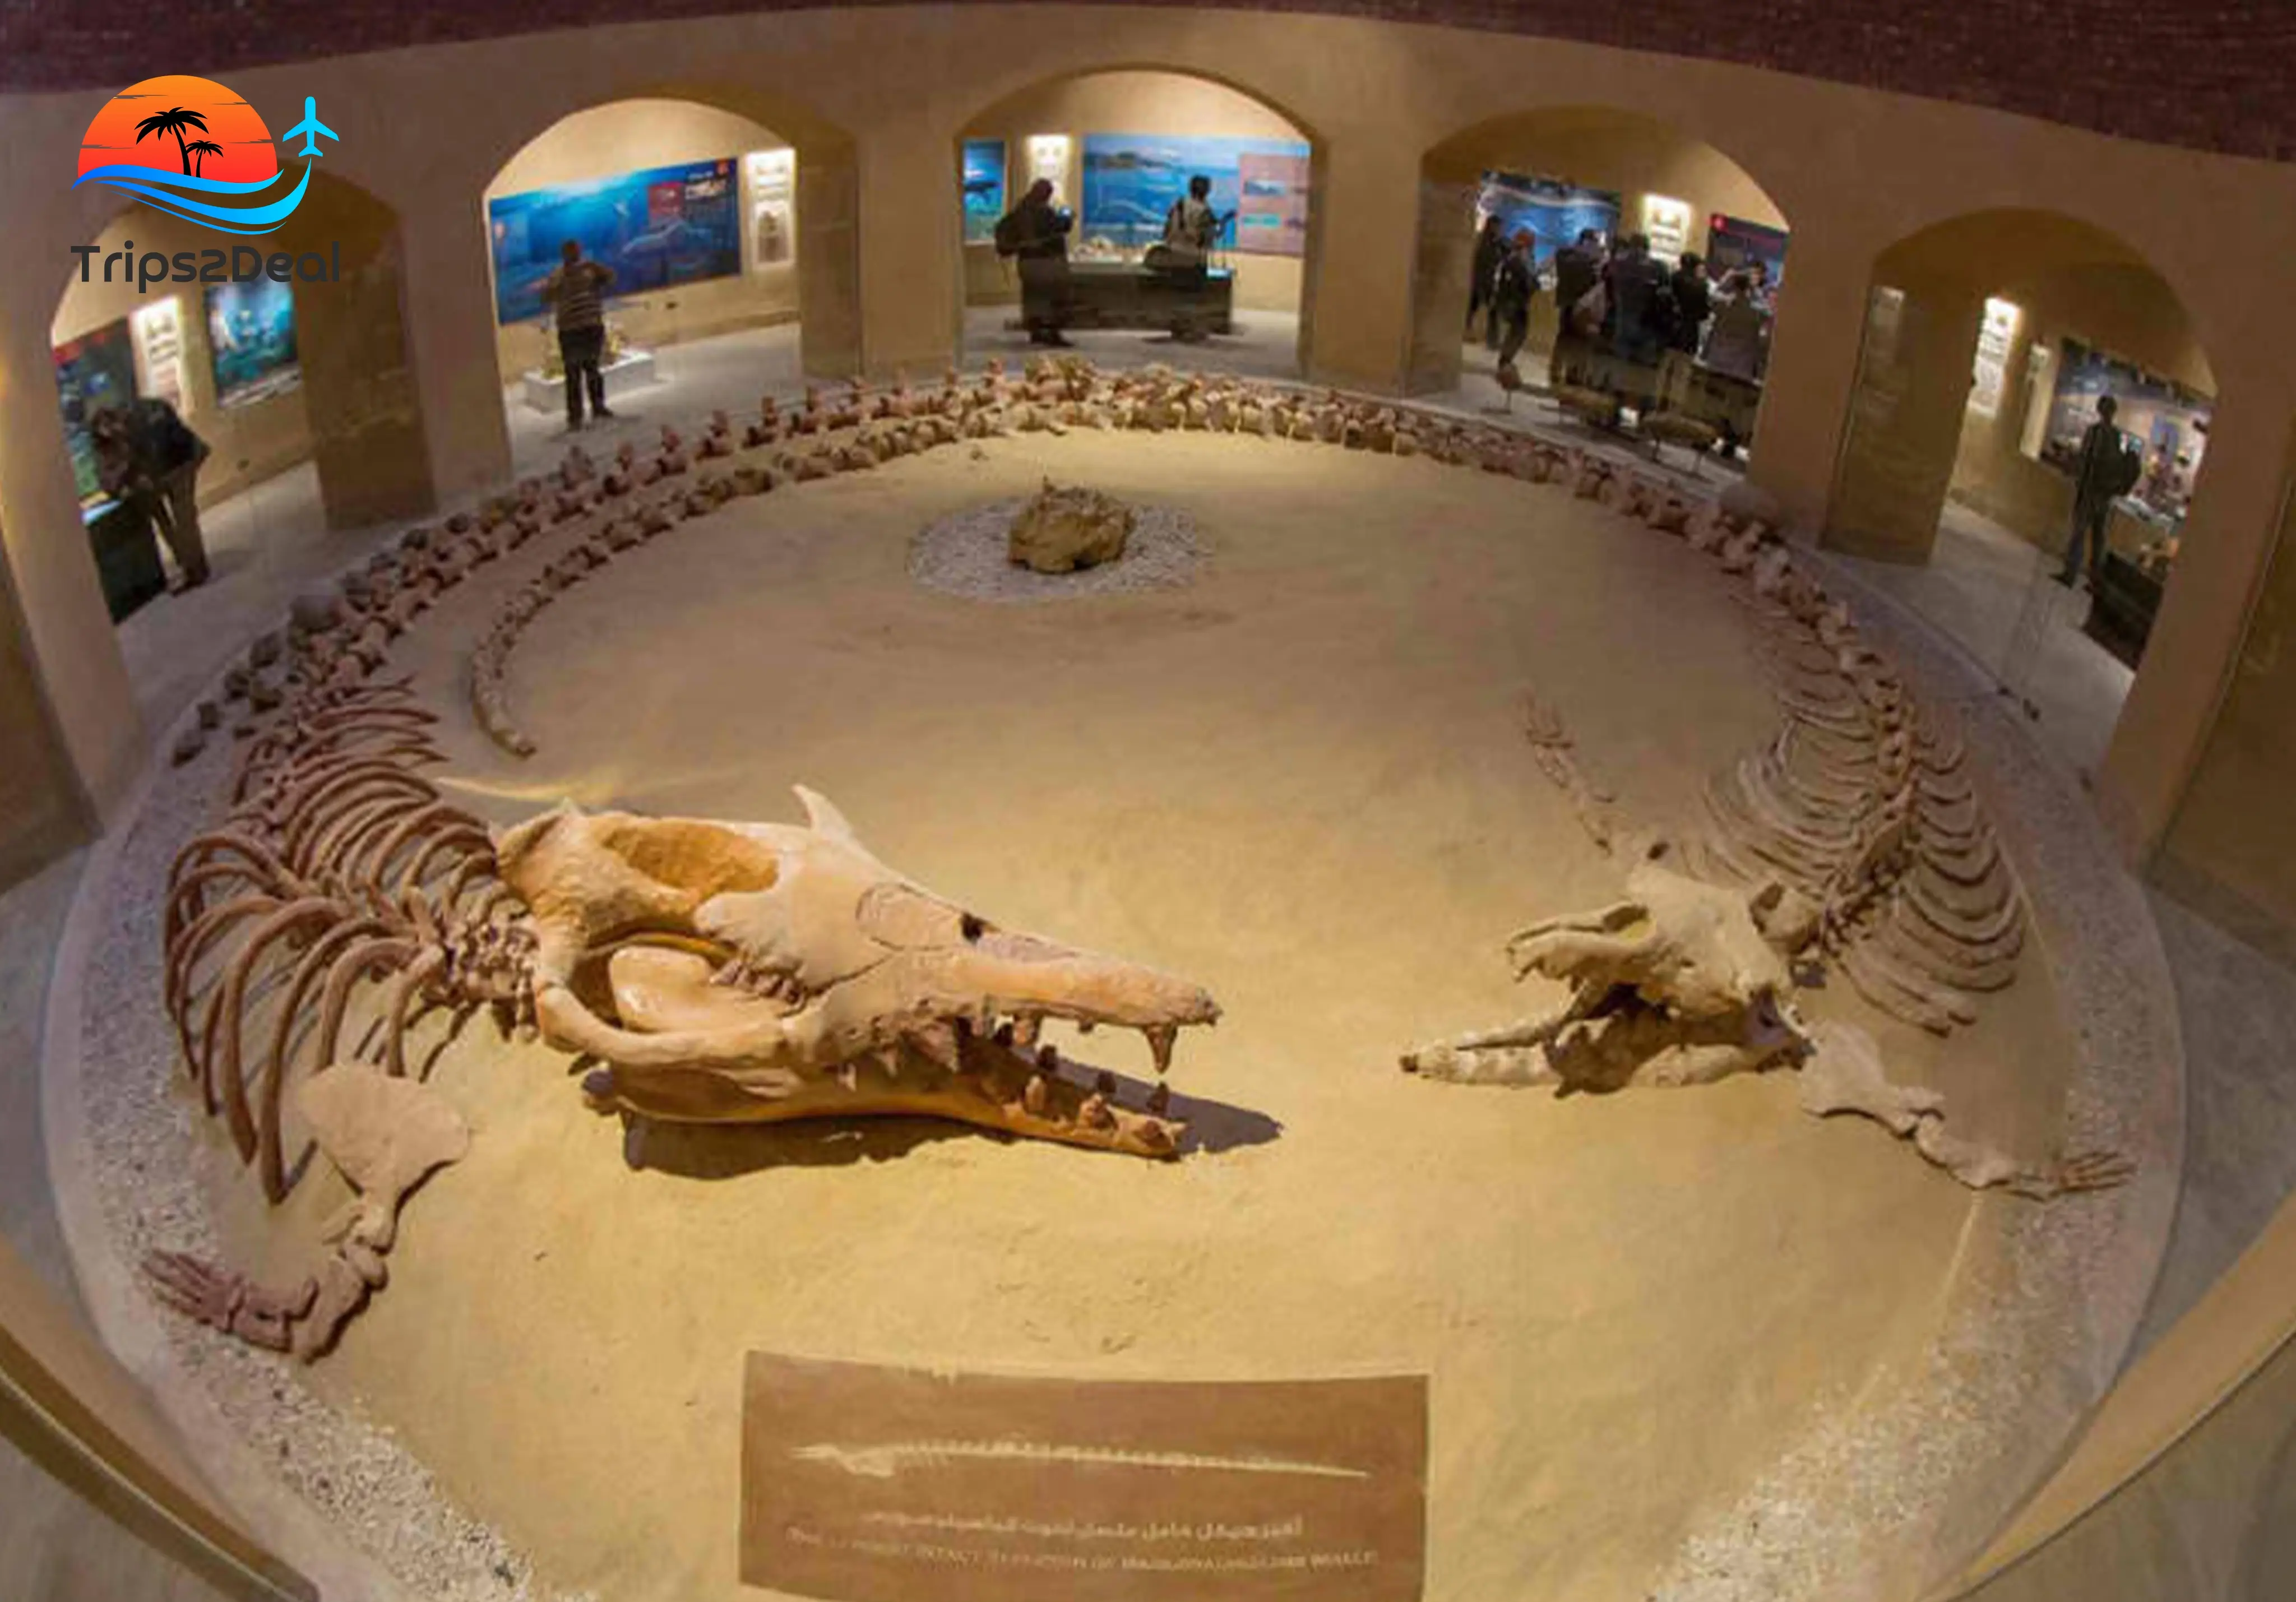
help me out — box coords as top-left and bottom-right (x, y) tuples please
(484, 99), (800, 381)
(1949, 263), (2212, 552)
(957, 71), (1309, 314)
(2155, 443), (2296, 960)
(1826, 279), (1987, 563)
(0, 570), (87, 891)
(52, 210), (313, 510)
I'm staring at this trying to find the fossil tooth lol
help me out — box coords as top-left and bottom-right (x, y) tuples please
(910, 1021), (961, 1072)
(1035, 1044), (1061, 1075)
(1095, 1070), (1117, 1100)
(1146, 1081), (1172, 1117)
(1010, 1012), (1042, 1048)
(1076, 1020), (1095, 1035)
(1145, 1023), (1177, 1076)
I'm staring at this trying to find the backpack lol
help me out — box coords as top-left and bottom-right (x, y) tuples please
(136, 398), (208, 473)
(1570, 282), (1608, 337)
(993, 209), (1024, 258)
(2106, 443), (2144, 498)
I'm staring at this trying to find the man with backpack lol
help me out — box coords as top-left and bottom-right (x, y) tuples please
(1549, 229), (1604, 388)
(95, 395), (212, 591)
(2059, 395), (2142, 588)
(995, 179), (1075, 346)
(1490, 230), (1538, 382)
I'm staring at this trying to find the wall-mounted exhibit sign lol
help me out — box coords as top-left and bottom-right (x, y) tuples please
(1640, 193), (1692, 264)
(1024, 134), (1070, 205)
(742, 1351), (1428, 1602)
(746, 148), (795, 270)
(1705, 214), (1790, 286)
(1475, 173), (1621, 260)
(961, 138), (1007, 244)
(132, 295), (186, 411)
(1235, 147), (1310, 256)
(1080, 133), (1313, 258)
(488, 156), (743, 323)
(205, 278), (301, 409)
(1968, 297), (2021, 418)
(51, 317), (138, 508)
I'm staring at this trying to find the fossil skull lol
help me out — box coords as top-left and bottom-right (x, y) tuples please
(493, 789), (1220, 1157)
(1401, 839), (1812, 1091)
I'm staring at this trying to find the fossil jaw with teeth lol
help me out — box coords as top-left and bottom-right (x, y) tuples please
(493, 789), (1220, 1160)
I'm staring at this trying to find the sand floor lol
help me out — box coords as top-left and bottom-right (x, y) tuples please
(207, 432), (2082, 1601)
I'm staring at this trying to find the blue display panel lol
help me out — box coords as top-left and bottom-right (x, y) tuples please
(1080, 133), (1312, 257)
(1475, 173), (1622, 261)
(961, 139), (1006, 244)
(488, 157), (742, 325)
(205, 278), (301, 409)
(51, 317), (138, 508)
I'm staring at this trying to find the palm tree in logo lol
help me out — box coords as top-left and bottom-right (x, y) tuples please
(134, 106), (211, 175)
(185, 140), (225, 178)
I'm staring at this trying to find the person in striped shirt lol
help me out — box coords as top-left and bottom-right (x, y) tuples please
(545, 239), (618, 430)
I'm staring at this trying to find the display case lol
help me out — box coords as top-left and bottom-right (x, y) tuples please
(2088, 547), (2164, 668)
(85, 498), (165, 622)
(1059, 262), (1235, 336)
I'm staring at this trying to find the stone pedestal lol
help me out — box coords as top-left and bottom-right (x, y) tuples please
(521, 350), (661, 414)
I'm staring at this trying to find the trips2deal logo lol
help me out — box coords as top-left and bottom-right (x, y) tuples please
(71, 73), (344, 289)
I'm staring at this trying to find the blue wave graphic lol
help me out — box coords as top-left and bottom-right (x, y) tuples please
(73, 163), (313, 235)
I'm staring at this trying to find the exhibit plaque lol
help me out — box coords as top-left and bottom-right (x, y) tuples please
(740, 1353), (1427, 1601)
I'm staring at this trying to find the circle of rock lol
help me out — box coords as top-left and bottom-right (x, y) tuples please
(908, 495), (1202, 603)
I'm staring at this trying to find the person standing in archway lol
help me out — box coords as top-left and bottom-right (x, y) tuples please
(1468, 213), (1506, 349)
(91, 400), (212, 593)
(544, 239), (617, 430)
(1549, 228), (1604, 387)
(1668, 252), (1711, 355)
(1490, 229), (1538, 383)
(2059, 395), (2138, 587)
(996, 179), (1075, 347)
(1163, 174), (1223, 263)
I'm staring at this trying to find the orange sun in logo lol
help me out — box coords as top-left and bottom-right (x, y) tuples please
(77, 75), (279, 185)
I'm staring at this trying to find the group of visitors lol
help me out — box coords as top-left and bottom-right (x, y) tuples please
(1467, 216), (1778, 392)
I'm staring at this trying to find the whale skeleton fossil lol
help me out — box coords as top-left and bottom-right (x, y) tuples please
(156, 694), (1220, 1358)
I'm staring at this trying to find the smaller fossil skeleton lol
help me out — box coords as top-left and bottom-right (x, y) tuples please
(1405, 712), (2128, 1199)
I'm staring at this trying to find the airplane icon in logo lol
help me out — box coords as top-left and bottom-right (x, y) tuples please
(280, 97), (339, 161)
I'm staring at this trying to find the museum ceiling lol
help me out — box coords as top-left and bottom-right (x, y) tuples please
(2, 0), (2291, 161)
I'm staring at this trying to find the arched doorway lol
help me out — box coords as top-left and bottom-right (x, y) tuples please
(48, 172), (423, 635)
(480, 95), (841, 443)
(952, 68), (1321, 377)
(1823, 210), (2217, 777)
(1411, 105), (1789, 431)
